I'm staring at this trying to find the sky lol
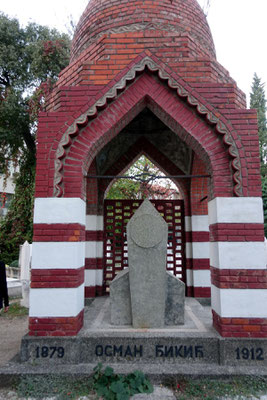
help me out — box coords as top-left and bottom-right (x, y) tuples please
(0, 0), (267, 106)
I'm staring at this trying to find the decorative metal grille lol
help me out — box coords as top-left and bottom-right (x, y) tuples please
(103, 199), (185, 293)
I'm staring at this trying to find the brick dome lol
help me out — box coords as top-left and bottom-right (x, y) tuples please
(71, 0), (216, 62)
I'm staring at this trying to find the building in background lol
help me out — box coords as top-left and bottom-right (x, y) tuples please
(0, 166), (17, 219)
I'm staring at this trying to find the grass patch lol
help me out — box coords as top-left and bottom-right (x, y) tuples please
(169, 376), (267, 399)
(16, 365), (153, 400)
(1, 301), (28, 318)
(14, 374), (267, 400)
(16, 375), (95, 399)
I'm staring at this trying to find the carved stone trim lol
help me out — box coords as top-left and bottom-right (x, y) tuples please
(53, 56), (243, 197)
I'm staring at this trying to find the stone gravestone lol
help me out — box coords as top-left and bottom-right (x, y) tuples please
(19, 240), (32, 308)
(110, 199), (185, 327)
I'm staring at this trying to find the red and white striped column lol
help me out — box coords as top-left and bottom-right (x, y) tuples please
(209, 197), (267, 338)
(85, 214), (104, 298)
(185, 215), (211, 297)
(29, 198), (86, 336)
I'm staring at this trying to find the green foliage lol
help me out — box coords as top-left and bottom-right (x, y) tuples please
(106, 155), (178, 200)
(92, 363), (153, 400)
(250, 74), (267, 236)
(262, 175), (267, 236)
(0, 154), (35, 264)
(250, 73), (267, 176)
(0, 13), (71, 259)
(107, 178), (142, 200)
(0, 13), (71, 165)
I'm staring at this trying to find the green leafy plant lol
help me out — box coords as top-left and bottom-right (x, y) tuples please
(92, 363), (153, 400)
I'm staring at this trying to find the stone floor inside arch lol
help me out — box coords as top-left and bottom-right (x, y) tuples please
(83, 297), (213, 335)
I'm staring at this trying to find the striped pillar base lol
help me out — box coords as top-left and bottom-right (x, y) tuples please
(85, 215), (104, 297)
(30, 198), (86, 336)
(185, 215), (210, 297)
(209, 197), (267, 338)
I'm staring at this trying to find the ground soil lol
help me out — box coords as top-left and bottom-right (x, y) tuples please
(0, 313), (28, 367)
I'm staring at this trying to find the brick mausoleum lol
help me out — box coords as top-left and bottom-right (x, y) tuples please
(30, 0), (267, 338)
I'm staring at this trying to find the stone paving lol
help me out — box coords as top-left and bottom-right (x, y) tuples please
(1, 387), (267, 399)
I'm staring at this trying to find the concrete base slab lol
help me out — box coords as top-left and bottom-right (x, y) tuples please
(0, 361), (267, 381)
(0, 297), (266, 382)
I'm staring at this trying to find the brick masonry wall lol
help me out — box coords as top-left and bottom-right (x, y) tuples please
(33, 224), (85, 242)
(71, 0), (216, 61)
(212, 310), (267, 338)
(29, 310), (84, 337)
(210, 223), (265, 242)
(31, 268), (84, 289)
(211, 267), (267, 290)
(190, 154), (208, 215)
(35, 62), (259, 200)
(57, 73), (235, 199)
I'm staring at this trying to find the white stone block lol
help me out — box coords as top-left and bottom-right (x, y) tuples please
(185, 217), (192, 232)
(86, 215), (103, 230)
(85, 241), (103, 258)
(210, 242), (266, 269)
(191, 215), (209, 232)
(96, 269), (103, 286)
(208, 197), (264, 225)
(211, 285), (267, 318)
(186, 269), (193, 287)
(34, 198), (86, 225)
(29, 285), (84, 317)
(32, 242), (85, 269)
(186, 242), (209, 259)
(193, 269), (211, 287)
(84, 269), (96, 286)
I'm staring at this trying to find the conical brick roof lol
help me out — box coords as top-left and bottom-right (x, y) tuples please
(71, 0), (216, 62)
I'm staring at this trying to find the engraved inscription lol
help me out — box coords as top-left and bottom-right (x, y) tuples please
(155, 345), (204, 358)
(35, 346), (65, 359)
(95, 345), (143, 358)
(235, 347), (264, 361)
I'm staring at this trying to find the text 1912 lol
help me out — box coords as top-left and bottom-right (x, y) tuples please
(235, 347), (264, 361)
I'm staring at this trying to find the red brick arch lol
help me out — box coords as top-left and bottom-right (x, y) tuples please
(95, 137), (191, 214)
(54, 56), (244, 199)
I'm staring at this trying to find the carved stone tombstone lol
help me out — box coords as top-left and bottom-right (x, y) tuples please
(110, 199), (185, 327)
(127, 199), (168, 328)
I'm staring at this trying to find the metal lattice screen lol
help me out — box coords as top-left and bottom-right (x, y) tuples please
(103, 199), (185, 293)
